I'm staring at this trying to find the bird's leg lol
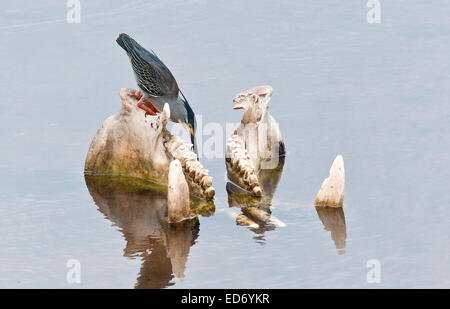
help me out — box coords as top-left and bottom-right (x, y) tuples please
(134, 90), (160, 116)
(137, 99), (156, 116)
(146, 100), (161, 113)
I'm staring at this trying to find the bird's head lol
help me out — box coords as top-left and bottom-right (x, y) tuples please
(179, 95), (197, 151)
(116, 33), (146, 54)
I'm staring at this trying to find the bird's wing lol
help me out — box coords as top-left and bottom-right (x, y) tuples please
(130, 49), (179, 98)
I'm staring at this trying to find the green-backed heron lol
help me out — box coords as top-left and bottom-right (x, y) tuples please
(117, 33), (197, 151)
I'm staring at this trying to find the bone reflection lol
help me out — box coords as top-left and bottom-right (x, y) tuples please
(85, 175), (199, 288)
(315, 206), (347, 254)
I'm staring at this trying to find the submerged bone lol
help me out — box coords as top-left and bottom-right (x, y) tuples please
(84, 88), (215, 201)
(314, 155), (345, 207)
(243, 207), (286, 228)
(222, 208), (260, 229)
(168, 160), (191, 223)
(236, 214), (260, 229)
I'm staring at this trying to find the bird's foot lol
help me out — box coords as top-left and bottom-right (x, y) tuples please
(137, 98), (161, 117)
(137, 100), (156, 116)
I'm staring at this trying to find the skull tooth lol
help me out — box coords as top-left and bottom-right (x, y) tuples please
(252, 186), (262, 196)
(204, 187), (215, 200)
(200, 175), (213, 189)
(195, 169), (207, 182)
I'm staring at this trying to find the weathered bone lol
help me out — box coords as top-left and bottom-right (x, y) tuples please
(243, 206), (286, 228)
(226, 86), (285, 196)
(236, 214), (260, 229)
(168, 160), (190, 223)
(226, 134), (262, 196)
(84, 88), (215, 202)
(232, 85), (285, 170)
(225, 86), (286, 232)
(162, 129), (215, 200)
(314, 155), (345, 207)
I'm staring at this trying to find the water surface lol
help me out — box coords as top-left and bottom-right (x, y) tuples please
(1, 0), (449, 288)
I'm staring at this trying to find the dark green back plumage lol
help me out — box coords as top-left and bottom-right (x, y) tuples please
(117, 33), (179, 99)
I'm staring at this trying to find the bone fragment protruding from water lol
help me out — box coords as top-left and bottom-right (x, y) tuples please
(168, 160), (191, 223)
(243, 207), (286, 227)
(85, 88), (215, 201)
(235, 214), (260, 229)
(224, 209), (260, 229)
(314, 155), (345, 207)
(232, 85), (285, 166)
(225, 85), (285, 196)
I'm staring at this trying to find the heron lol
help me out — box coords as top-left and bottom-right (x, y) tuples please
(116, 33), (197, 151)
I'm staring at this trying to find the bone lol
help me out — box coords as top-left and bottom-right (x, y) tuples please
(243, 207), (286, 228)
(85, 89), (170, 181)
(226, 86), (285, 198)
(226, 134), (262, 196)
(204, 187), (215, 200)
(232, 85), (285, 167)
(164, 131), (216, 199)
(314, 155), (345, 207)
(200, 175), (213, 189)
(167, 160), (191, 223)
(235, 214), (260, 229)
(222, 208), (260, 229)
(84, 88), (215, 202)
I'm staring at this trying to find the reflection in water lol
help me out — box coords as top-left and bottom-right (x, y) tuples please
(226, 157), (285, 242)
(315, 207), (347, 255)
(85, 175), (199, 289)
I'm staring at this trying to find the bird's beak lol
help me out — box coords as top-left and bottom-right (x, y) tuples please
(181, 122), (195, 136)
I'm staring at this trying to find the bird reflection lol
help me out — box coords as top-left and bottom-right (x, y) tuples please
(315, 207), (347, 254)
(85, 175), (199, 289)
(226, 157), (285, 241)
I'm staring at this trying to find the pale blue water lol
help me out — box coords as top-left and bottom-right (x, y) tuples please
(0, 0), (449, 288)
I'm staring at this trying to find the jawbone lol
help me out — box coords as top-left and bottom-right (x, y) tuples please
(84, 88), (215, 202)
(225, 86), (286, 231)
(226, 85), (285, 196)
